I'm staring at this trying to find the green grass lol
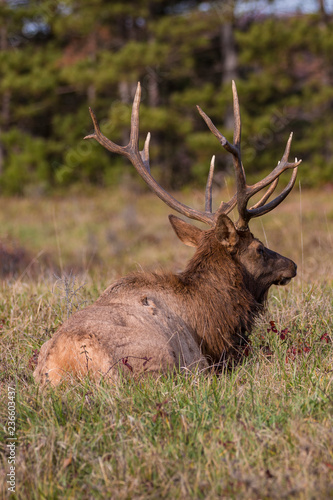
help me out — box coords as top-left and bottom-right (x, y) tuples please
(0, 187), (332, 499)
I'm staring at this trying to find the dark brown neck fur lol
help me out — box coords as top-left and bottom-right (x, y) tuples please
(176, 232), (261, 362)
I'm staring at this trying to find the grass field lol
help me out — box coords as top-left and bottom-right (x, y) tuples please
(0, 185), (332, 499)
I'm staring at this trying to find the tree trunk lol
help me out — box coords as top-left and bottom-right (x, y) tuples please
(220, 18), (238, 131)
(221, 22), (237, 85)
(147, 70), (159, 108)
(0, 16), (10, 176)
(318, 0), (328, 22)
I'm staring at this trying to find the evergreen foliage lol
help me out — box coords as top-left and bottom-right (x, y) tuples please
(0, 0), (332, 194)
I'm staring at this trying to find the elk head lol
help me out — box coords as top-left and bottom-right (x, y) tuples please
(85, 82), (300, 303)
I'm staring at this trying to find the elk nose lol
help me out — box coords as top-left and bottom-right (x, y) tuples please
(292, 262), (297, 277)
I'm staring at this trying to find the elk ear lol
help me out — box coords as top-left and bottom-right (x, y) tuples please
(215, 214), (239, 253)
(168, 215), (203, 247)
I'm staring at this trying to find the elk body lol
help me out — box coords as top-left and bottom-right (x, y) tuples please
(34, 82), (300, 386)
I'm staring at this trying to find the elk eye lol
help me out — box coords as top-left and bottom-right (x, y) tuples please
(257, 246), (264, 256)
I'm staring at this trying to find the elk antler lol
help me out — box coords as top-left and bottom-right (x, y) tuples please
(84, 82), (237, 227)
(197, 81), (302, 230)
(85, 82), (301, 231)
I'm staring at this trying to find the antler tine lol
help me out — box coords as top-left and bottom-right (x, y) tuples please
(84, 108), (125, 156)
(140, 132), (151, 173)
(85, 82), (216, 226)
(196, 105), (238, 155)
(129, 82), (141, 149)
(205, 156), (215, 213)
(232, 80), (241, 148)
(217, 193), (237, 215)
(249, 177), (279, 210)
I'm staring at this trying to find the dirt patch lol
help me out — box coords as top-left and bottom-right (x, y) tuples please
(0, 240), (57, 279)
(0, 239), (93, 279)
(0, 241), (31, 277)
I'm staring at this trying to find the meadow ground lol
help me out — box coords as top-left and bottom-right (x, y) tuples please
(0, 185), (332, 499)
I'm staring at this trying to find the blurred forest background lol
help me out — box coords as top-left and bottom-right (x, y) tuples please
(0, 0), (332, 195)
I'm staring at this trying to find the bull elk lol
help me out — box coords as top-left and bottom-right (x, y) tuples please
(34, 82), (301, 386)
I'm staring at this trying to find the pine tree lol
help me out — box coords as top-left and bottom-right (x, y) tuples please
(0, 1), (331, 194)
(235, 11), (333, 185)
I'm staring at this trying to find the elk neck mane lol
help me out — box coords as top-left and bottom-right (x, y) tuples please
(97, 230), (262, 364)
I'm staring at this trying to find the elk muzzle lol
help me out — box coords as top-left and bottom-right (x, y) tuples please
(273, 258), (297, 286)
